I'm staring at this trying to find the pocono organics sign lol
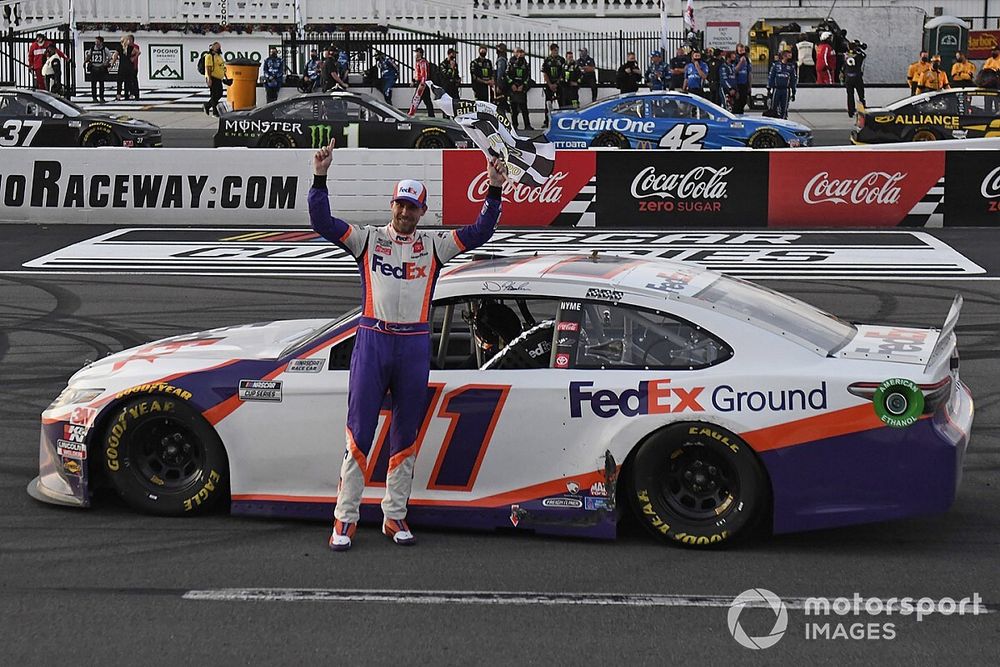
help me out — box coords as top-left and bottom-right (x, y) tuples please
(595, 152), (769, 227)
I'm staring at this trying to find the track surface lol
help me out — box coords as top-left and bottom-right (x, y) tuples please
(1, 227), (998, 663)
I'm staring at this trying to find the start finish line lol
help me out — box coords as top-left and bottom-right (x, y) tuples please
(18, 228), (985, 280)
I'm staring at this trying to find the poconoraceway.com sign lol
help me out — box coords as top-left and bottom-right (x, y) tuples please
(0, 149), (307, 224)
(17, 228), (984, 280)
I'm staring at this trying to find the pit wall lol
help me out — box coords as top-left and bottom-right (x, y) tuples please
(0, 145), (997, 227)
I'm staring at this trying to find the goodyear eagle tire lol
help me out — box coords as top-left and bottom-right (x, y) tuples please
(629, 422), (768, 547)
(81, 124), (118, 147)
(414, 129), (453, 149)
(591, 131), (629, 148)
(102, 396), (229, 516)
(911, 128), (940, 142)
(262, 132), (296, 148)
(747, 130), (785, 149)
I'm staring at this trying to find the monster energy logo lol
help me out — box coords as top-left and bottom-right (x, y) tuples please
(310, 124), (334, 148)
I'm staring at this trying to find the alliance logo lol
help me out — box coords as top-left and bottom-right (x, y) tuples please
(371, 253), (428, 280)
(570, 379), (705, 418)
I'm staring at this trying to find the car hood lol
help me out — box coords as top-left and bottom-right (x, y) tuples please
(739, 115), (811, 133)
(80, 111), (159, 129)
(69, 319), (329, 383)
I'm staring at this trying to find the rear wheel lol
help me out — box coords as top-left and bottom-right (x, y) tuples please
(102, 396), (229, 516)
(911, 127), (940, 142)
(748, 130), (785, 149)
(414, 129), (453, 149)
(261, 133), (296, 148)
(628, 422), (768, 547)
(591, 131), (629, 148)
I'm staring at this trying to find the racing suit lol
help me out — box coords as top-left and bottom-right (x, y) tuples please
(303, 56), (321, 92)
(815, 42), (834, 85)
(470, 56), (495, 102)
(734, 54), (752, 113)
(263, 55), (284, 103)
(683, 60), (709, 97)
(844, 49), (866, 117)
(645, 60), (666, 91)
(768, 60), (797, 119)
(308, 179), (502, 525)
(718, 60), (736, 110)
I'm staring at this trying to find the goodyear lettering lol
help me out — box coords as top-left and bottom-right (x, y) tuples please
(115, 383), (193, 401)
(637, 488), (670, 534)
(106, 400), (175, 473)
(894, 114), (959, 129)
(672, 531), (729, 545)
(569, 379), (705, 418)
(183, 469), (222, 511)
(371, 253), (427, 280)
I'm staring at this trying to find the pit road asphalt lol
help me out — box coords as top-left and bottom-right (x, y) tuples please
(1, 227), (998, 664)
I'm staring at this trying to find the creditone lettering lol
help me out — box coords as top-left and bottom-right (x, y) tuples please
(556, 116), (656, 134)
(371, 253), (428, 280)
(1, 161), (297, 210)
(570, 380), (829, 417)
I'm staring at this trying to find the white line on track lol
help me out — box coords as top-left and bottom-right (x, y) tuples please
(181, 589), (995, 613)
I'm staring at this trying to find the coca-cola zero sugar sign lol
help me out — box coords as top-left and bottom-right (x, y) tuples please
(595, 152), (768, 227)
(442, 149), (596, 227)
(943, 151), (1000, 226)
(769, 152), (944, 228)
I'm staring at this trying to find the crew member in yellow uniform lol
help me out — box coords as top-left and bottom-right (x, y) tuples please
(916, 56), (950, 94)
(203, 41), (227, 116)
(982, 48), (1000, 112)
(950, 52), (975, 87)
(907, 50), (931, 95)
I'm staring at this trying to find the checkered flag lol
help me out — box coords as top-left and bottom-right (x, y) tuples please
(428, 81), (555, 188)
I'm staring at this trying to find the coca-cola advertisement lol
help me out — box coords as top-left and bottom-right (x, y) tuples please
(768, 152), (945, 228)
(943, 151), (1000, 227)
(442, 149), (596, 227)
(594, 152), (769, 227)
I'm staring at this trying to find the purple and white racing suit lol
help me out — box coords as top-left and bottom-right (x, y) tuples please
(308, 178), (502, 523)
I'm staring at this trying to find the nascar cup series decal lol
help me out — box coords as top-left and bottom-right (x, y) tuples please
(872, 378), (924, 428)
(238, 380), (282, 402)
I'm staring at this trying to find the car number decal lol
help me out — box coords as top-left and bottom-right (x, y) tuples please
(0, 119), (43, 147)
(658, 123), (707, 150)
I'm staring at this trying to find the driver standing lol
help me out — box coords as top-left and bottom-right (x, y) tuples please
(308, 140), (507, 551)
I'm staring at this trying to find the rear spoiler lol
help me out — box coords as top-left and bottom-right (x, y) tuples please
(924, 294), (962, 372)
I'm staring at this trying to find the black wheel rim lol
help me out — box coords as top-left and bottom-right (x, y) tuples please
(754, 134), (777, 148)
(267, 136), (290, 148)
(595, 135), (622, 147)
(420, 135), (445, 148)
(128, 417), (204, 492)
(658, 442), (738, 521)
(92, 134), (112, 147)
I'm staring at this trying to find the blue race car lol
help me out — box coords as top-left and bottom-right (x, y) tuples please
(546, 91), (813, 149)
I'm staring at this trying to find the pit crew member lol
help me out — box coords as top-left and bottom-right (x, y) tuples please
(308, 141), (507, 551)
(768, 50), (797, 119)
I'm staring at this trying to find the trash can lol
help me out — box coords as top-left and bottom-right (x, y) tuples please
(226, 57), (261, 110)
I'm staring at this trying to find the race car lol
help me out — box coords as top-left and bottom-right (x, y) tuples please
(213, 90), (470, 149)
(29, 254), (971, 547)
(0, 88), (161, 147)
(545, 91), (813, 149)
(852, 88), (1000, 143)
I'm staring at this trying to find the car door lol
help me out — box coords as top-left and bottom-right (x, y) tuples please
(0, 93), (48, 147)
(646, 97), (710, 149)
(309, 97), (384, 149)
(961, 91), (1000, 138)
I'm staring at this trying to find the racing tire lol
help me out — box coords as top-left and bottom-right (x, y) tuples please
(911, 128), (941, 142)
(414, 130), (454, 149)
(81, 126), (119, 147)
(628, 422), (769, 548)
(101, 396), (229, 516)
(591, 131), (629, 148)
(261, 133), (296, 148)
(747, 130), (785, 149)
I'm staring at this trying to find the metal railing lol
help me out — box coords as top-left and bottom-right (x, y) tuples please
(0, 23), (75, 94)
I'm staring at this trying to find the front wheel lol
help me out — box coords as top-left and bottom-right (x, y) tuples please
(414, 129), (454, 149)
(747, 130), (785, 149)
(102, 396), (229, 516)
(911, 128), (940, 142)
(81, 125), (118, 147)
(628, 422), (768, 547)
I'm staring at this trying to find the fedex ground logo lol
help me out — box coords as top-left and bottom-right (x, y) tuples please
(570, 379), (704, 418)
(371, 253), (428, 280)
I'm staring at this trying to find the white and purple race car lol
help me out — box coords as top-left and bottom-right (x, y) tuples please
(30, 254), (972, 547)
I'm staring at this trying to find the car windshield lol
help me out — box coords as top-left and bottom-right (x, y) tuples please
(695, 275), (856, 353)
(279, 307), (360, 357)
(43, 94), (83, 117)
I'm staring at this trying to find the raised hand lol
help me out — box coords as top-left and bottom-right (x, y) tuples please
(313, 138), (336, 175)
